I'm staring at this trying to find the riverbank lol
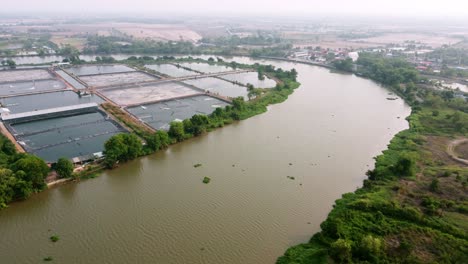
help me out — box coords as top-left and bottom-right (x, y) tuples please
(0, 57), (415, 263)
(278, 54), (468, 263)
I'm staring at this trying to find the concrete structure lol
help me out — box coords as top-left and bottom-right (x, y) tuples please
(2, 103), (98, 123)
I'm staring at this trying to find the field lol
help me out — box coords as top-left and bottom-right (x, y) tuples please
(112, 23), (202, 42)
(289, 32), (463, 49)
(50, 36), (87, 50)
(351, 33), (462, 48)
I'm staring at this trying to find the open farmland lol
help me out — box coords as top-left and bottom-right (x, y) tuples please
(50, 36), (87, 50)
(351, 33), (462, 48)
(112, 23), (202, 42)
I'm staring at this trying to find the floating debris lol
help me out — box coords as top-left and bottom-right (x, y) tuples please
(50, 235), (59, 243)
(386, 97), (398, 100)
(43, 256), (53, 262)
(193, 163), (202, 168)
(287, 176), (295, 180)
(289, 163), (293, 166)
(203, 177), (211, 184)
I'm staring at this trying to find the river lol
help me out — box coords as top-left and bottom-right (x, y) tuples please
(0, 57), (411, 264)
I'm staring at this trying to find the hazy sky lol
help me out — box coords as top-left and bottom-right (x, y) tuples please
(2, 0), (468, 16)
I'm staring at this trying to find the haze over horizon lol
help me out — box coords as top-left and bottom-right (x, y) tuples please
(1, 0), (468, 17)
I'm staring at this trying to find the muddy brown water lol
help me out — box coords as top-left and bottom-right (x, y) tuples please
(0, 58), (411, 264)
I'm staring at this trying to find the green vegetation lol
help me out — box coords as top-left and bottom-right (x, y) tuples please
(101, 58), (300, 177)
(84, 36), (198, 55)
(202, 34), (282, 46)
(332, 58), (353, 72)
(1, 59), (16, 68)
(54, 158), (74, 179)
(0, 135), (50, 209)
(49, 235), (59, 242)
(43, 256), (53, 262)
(278, 54), (468, 263)
(203, 177), (211, 184)
(103, 133), (142, 168)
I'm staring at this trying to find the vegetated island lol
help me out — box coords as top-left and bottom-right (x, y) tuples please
(278, 53), (468, 263)
(0, 57), (300, 209)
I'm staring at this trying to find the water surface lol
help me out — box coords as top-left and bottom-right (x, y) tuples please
(0, 59), (410, 264)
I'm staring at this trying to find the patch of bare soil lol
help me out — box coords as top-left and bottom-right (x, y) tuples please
(454, 141), (468, 160)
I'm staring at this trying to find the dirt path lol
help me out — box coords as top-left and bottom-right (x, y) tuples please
(447, 138), (468, 166)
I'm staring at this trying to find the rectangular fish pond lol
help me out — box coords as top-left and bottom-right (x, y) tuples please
(100, 81), (201, 106)
(0, 79), (67, 97)
(79, 71), (159, 88)
(7, 111), (126, 162)
(126, 95), (229, 130)
(183, 77), (248, 99)
(221, 72), (277, 89)
(177, 62), (234, 73)
(145, 64), (200, 78)
(0, 69), (53, 83)
(0, 91), (104, 114)
(65, 65), (135, 76)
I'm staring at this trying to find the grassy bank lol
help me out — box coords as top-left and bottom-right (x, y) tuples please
(278, 54), (468, 263)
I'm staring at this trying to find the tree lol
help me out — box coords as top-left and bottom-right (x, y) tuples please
(10, 155), (49, 190)
(168, 121), (185, 142)
(190, 114), (210, 136)
(333, 58), (353, 72)
(103, 134), (128, 168)
(330, 238), (352, 262)
(232, 97), (246, 111)
(6, 59), (16, 69)
(147, 130), (170, 151)
(122, 134), (142, 160)
(55, 158), (74, 179)
(103, 134), (142, 168)
(393, 152), (417, 177)
(430, 178), (440, 192)
(357, 235), (382, 260)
